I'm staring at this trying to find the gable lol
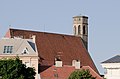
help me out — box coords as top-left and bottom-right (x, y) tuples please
(0, 38), (37, 56)
(16, 40), (37, 55)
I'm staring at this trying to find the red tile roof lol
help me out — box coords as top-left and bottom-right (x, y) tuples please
(40, 65), (103, 79)
(5, 28), (99, 74)
(40, 65), (74, 79)
(81, 66), (103, 79)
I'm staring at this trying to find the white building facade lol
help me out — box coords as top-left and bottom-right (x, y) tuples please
(0, 37), (39, 79)
(101, 55), (120, 79)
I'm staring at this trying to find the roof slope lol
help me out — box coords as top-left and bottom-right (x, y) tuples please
(40, 65), (102, 79)
(102, 55), (120, 63)
(5, 28), (99, 74)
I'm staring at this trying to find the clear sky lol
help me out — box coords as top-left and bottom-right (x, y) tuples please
(0, 0), (120, 74)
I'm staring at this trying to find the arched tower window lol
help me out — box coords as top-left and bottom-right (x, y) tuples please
(74, 26), (76, 35)
(78, 25), (80, 35)
(83, 26), (86, 34)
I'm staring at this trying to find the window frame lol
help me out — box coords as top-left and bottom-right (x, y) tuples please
(3, 46), (13, 53)
(78, 25), (81, 35)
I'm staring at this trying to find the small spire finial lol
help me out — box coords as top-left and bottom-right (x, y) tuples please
(9, 25), (11, 28)
(79, 14), (82, 16)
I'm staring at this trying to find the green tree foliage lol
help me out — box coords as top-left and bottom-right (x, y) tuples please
(0, 57), (36, 79)
(69, 69), (96, 79)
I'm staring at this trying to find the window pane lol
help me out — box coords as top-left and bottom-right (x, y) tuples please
(78, 25), (80, 34)
(7, 46), (10, 53)
(83, 26), (86, 34)
(10, 46), (13, 53)
(3, 46), (7, 53)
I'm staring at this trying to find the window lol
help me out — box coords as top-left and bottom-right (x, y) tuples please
(78, 25), (81, 35)
(74, 26), (76, 35)
(23, 50), (27, 54)
(83, 26), (86, 34)
(22, 47), (29, 54)
(3, 46), (13, 53)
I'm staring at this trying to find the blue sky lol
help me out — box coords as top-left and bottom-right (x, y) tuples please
(0, 0), (120, 74)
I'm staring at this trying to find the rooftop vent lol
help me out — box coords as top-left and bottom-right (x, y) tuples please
(55, 58), (62, 67)
(72, 60), (80, 69)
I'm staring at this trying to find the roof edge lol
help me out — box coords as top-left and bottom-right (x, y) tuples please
(4, 28), (11, 38)
(7, 28), (80, 38)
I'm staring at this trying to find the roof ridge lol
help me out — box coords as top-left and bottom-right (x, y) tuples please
(9, 28), (78, 37)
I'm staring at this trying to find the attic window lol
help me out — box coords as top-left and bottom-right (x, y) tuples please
(3, 46), (13, 53)
(23, 50), (27, 54)
(22, 48), (28, 54)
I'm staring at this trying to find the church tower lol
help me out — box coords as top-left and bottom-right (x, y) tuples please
(73, 15), (88, 50)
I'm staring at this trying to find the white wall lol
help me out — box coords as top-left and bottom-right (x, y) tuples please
(101, 63), (120, 79)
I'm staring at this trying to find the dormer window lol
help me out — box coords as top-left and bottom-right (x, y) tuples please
(3, 46), (13, 53)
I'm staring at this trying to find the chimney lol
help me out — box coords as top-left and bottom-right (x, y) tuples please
(55, 58), (62, 67)
(72, 60), (80, 69)
(32, 35), (36, 43)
